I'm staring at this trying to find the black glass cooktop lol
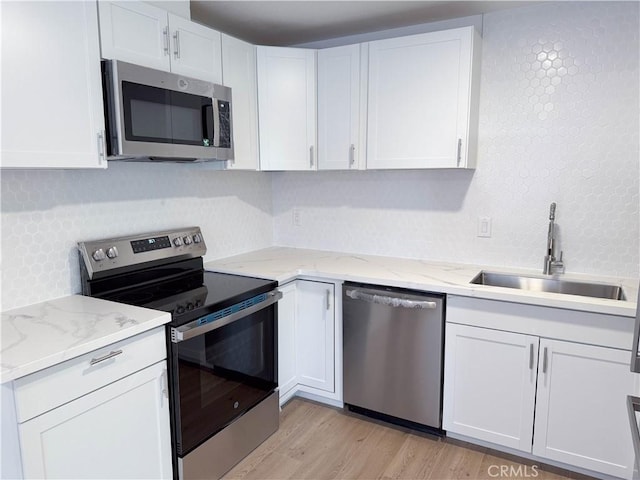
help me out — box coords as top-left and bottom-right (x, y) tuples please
(101, 270), (276, 327)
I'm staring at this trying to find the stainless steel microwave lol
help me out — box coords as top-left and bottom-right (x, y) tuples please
(102, 60), (233, 162)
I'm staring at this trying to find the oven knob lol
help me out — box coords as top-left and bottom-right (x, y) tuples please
(176, 305), (185, 314)
(173, 237), (183, 247)
(92, 249), (106, 261)
(195, 299), (203, 307)
(183, 236), (193, 245)
(106, 246), (119, 259)
(193, 233), (202, 244)
(186, 302), (194, 311)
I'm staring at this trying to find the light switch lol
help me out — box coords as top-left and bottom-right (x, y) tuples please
(478, 216), (492, 238)
(293, 208), (301, 227)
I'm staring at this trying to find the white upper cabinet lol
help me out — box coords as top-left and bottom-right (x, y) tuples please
(317, 44), (363, 170)
(222, 34), (259, 170)
(98, 1), (222, 83)
(1, 1), (106, 169)
(168, 14), (222, 84)
(98, 2), (170, 71)
(366, 26), (481, 169)
(257, 47), (317, 171)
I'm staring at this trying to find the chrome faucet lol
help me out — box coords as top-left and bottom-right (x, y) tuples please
(543, 202), (564, 275)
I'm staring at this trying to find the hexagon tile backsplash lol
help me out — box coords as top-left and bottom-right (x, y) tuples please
(1, 164), (273, 310)
(273, 1), (639, 279)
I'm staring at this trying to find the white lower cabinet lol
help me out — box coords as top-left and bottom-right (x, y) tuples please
(19, 361), (172, 479)
(444, 319), (638, 479)
(533, 339), (637, 478)
(296, 280), (335, 392)
(443, 323), (538, 452)
(278, 281), (298, 400)
(277, 279), (337, 406)
(7, 327), (172, 479)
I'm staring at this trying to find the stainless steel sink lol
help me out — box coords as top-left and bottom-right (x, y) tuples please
(470, 271), (626, 301)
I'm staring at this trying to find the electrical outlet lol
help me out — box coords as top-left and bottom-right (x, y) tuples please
(478, 216), (492, 238)
(293, 208), (301, 227)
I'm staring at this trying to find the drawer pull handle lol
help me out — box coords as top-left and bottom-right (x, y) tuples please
(90, 349), (123, 366)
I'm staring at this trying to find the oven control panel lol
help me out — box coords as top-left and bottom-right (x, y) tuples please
(78, 227), (207, 280)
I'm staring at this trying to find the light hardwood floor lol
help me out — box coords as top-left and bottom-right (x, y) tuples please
(224, 398), (588, 480)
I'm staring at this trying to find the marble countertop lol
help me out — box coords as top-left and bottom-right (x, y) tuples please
(1, 295), (171, 383)
(205, 247), (638, 318)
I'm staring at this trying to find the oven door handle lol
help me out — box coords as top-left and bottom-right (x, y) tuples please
(170, 289), (282, 343)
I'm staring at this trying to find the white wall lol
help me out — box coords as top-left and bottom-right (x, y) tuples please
(273, 1), (640, 279)
(1, 164), (273, 310)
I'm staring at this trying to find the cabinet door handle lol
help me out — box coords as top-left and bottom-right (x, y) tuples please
(326, 289), (331, 310)
(529, 343), (534, 370)
(456, 138), (462, 167)
(163, 26), (170, 55)
(173, 31), (180, 59)
(542, 347), (548, 374)
(309, 145), (315, 168)
(161, 369), (168, 399)
(97, 130), (106, 164)
(349, 144), (355, 167)
(90, 349), (122, 366)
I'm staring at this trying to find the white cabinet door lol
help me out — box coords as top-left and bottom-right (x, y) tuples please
(277, 282), (298, 402)
(19, 361), (172, 479)
(295, 280), (335, 392)
(98, 2), (222, 83)
(1, 1), (106, 169)
(443, 323), (538, 452)
(317, 44), (362, 170)
(98, 1), (171, 72)
(367, 26), (480, 169)
(257, 47), (317, 171)
(533, 340), (638, 479)
(169, 13), (222, 83)
(222, 34), (259, 170)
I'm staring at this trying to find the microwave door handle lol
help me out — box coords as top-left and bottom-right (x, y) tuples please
(212, 99), (220, 148)
(201, 104), (214, 147)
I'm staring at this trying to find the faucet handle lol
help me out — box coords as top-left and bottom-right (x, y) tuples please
(551, 251), (565, 274)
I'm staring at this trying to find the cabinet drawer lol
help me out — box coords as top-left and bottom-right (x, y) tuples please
(14, 327), (166, 423)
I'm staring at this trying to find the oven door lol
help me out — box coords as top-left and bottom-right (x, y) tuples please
(168, 290), (280, 458)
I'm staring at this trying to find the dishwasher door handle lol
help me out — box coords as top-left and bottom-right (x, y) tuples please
(345, 289), (437, 309)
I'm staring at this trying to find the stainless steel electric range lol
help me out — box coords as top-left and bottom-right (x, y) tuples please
(78, 227), (281, 480)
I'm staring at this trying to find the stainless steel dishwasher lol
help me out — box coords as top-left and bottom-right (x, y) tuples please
(343, 282), (445, 432)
